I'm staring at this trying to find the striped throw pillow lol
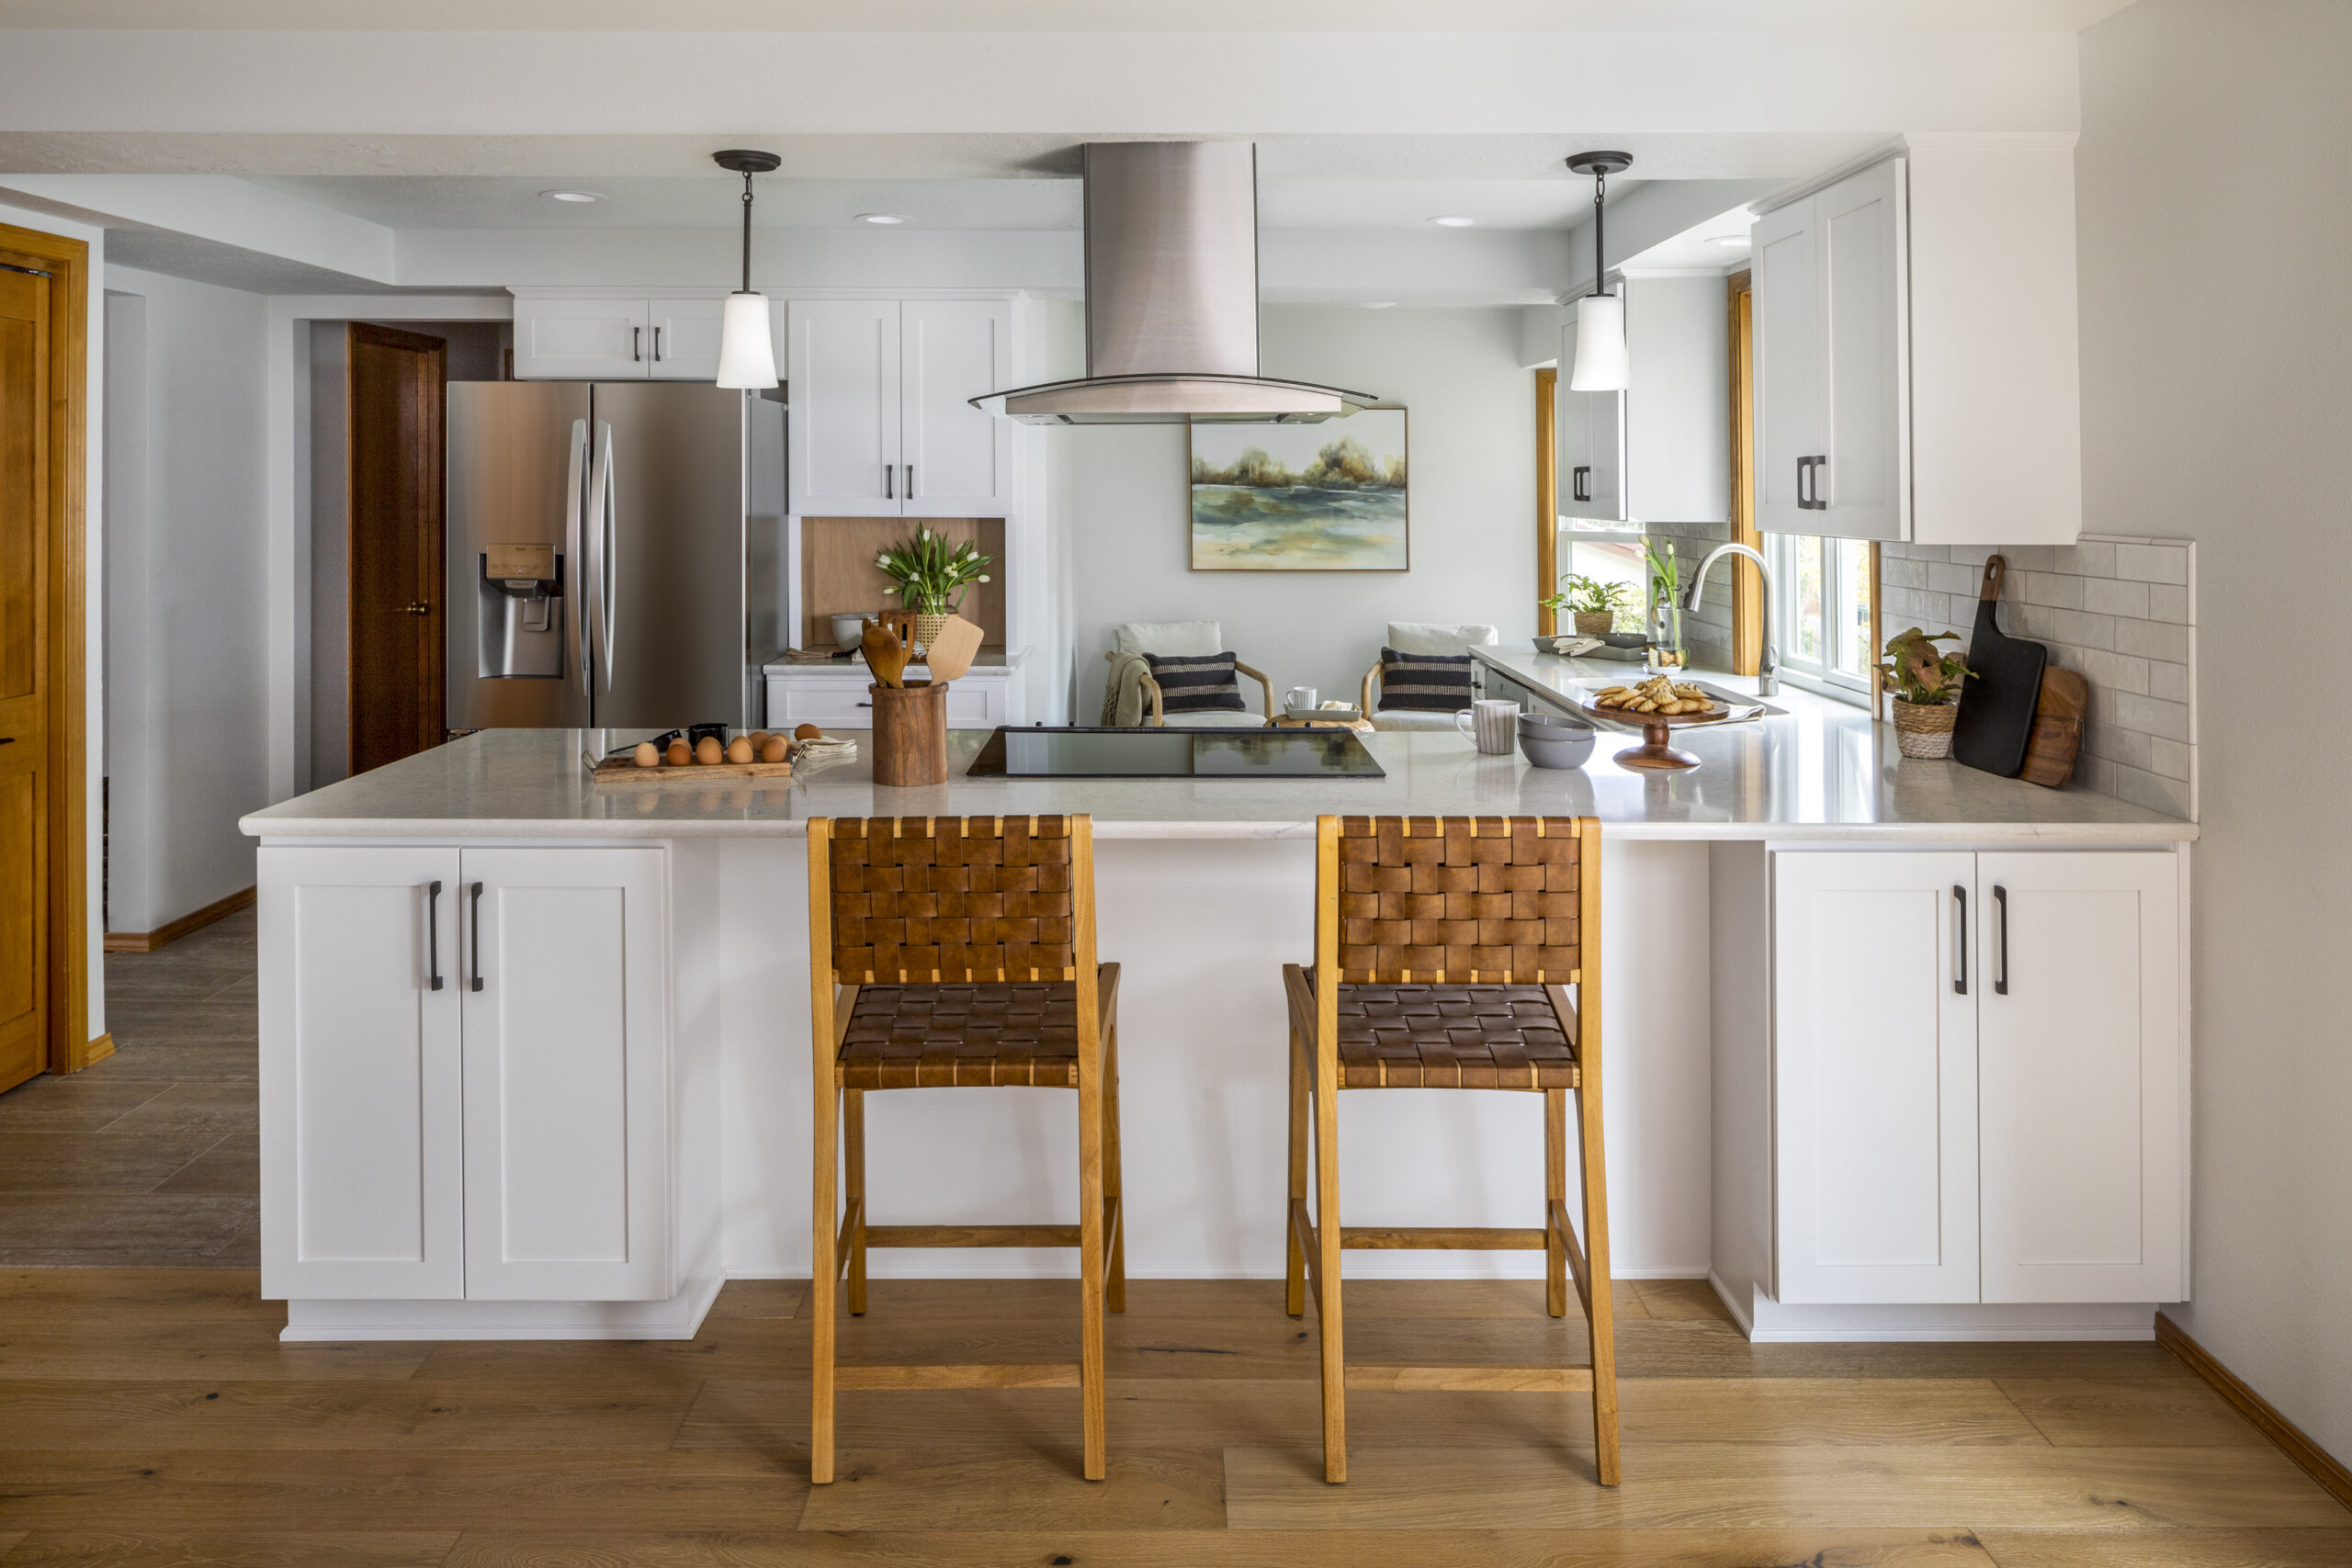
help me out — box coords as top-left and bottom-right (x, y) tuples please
(1144, 651), (1248, 715)
(1378, 647), (1476, 712)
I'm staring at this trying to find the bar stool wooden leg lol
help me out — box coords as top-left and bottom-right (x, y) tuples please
(1284, 1018), (1309, 1318)
(1103, 1022), (1126, 1314)
(811, 1072), (840, 1485)
(1544, 1088), (1569, 1320)
(844, 1088), (868, 1317)
(1078, 1028), (1109, 1481)
(1577, 1073), (1620, 1486)
(1312, 1027), (1346, 1484)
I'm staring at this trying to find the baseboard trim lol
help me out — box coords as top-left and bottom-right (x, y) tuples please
(75, 1032), (113, 1070)
(106, 885), (254, 953)
(2156, 1311), (2352, 1511)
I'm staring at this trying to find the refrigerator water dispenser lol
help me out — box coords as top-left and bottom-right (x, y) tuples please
(478, 543), (565, 678)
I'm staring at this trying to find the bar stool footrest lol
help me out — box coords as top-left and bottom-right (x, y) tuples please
(1340, 1226), (1548, 1249)
(1346, 1365), (1595, 1393)
(835, 1363), (1080, 1390)
(864, 1224), (1080, 1247)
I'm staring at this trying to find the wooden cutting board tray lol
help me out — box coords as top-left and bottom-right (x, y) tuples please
(591, 754), (794, 786)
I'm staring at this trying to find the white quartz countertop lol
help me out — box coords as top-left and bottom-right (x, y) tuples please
(243, 656), (2195, 844)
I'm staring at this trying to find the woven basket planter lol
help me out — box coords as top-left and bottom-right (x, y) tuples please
(911, 612), (951, 652)
(1573, 612), (1617, 637)
(1891, 697), (1960, 759)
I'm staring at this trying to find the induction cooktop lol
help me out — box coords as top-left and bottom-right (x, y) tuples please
(967, 726), (1385, 779)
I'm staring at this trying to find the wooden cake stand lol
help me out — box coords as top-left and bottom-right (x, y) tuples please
(1610, 703), (1730, 772)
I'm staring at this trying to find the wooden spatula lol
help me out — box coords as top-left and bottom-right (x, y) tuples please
(923, 615), (985, 684)
(860, 617), (909, 689)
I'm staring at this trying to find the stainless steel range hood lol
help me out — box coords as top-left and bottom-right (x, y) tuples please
(971, 141), (1377, 425)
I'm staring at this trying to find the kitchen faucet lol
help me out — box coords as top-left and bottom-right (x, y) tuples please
(1683, 542), (1779, 697)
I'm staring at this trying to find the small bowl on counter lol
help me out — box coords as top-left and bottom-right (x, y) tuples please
(1518, 710), (1597, 770)
(830, 613), (870, 650)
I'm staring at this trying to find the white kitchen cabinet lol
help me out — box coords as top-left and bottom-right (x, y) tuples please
(513, 297), (651, 380)
(1976, 852), (2183, 1303)
(1557, 276), (1726, 525)
(1555, 321), (1623, 525)
(1751, 137), (2083, 545)
(460, 848), (672, 1302)
(788, 298), (1012, 519)
(1773, 851), (1980, 1304)
(259, 847), (466, 1301)
(764, 661), (1017, 731)
(646, 297), (726, 381)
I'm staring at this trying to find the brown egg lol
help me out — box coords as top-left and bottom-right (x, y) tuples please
(747, 730), (770, 748)
(795, 723), (824, 740)
(759, 735), (789, 763)
(632, 741), (660, 769)
(725, 736), (753, 763)
(695, 735), (723, 765)
(665, 739), (691, 767)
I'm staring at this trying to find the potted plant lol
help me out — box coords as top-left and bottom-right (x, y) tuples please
(875, 527), (992, 650)
(1877, 626), (1973, 758)
(1541, 573), (1635, 637)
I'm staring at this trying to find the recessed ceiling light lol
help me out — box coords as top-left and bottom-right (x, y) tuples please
(1428, 215), (1476, 228)
(540, 190), (603, 204)
(857, 212), (911, 226)
(1361, 301), (1396, 310)
(1709, 234), (1751, 247)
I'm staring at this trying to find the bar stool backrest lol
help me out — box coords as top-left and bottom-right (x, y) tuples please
(815, 815), (1091, 985)
(1322, 815), (1592, 985)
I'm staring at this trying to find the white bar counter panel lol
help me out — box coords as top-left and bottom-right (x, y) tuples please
(244, 660), (2191, 1344)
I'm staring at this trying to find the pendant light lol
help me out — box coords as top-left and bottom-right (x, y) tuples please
(712, 149), (782, 389)
(1566, 151), (1632, 392)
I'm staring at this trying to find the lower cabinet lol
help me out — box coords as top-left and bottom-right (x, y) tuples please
(260, 844), (672, 1303)
(764, 668), (1012, 730)
(1771, 848), (2184, 1306)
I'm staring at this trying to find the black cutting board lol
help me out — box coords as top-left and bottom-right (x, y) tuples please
(1951, 555), (2048, 777)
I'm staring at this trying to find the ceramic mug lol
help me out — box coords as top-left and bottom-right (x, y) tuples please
(1453, 698), (1520, 754)
(1284, 686), (1317, 713)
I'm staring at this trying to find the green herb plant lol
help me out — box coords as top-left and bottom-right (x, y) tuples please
(875, 526), (992, 615)
(1877, 626), (1973, 706)
(1539, 573), (1635, 622)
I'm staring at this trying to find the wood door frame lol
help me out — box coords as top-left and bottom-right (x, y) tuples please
(1534, 367), (1557, 637)
(0, 221), (95, 1075)
(1726, 270), (1763, 677)
(345, 321), (447, 773)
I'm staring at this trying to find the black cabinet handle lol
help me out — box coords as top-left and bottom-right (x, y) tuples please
(884, 463), (894, 499)
(632, 326), (641, 363)
(426, 880), (444, 992)
(468, 881), (485, 993)
(1994, 885), (2009, 996)
(653, 325), (664, 361)
(905, 463), (914, 498)
(1952, 884), (1968, 996)
(1572, 465), (1590, 502)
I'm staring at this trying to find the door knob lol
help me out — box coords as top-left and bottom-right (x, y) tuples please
(401, 601), (431, 615)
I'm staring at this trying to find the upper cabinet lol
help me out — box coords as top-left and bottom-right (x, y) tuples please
(788, 298), (1013, 518)
(1557, 276), (1728, 526)
(513, 295), (729, 381)
(1753, 138), (2083, 544)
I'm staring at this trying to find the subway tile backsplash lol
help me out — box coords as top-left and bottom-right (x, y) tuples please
(1880, 534), (2198, 818)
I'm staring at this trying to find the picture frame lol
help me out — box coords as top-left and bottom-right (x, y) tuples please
(1187, 405), (1408, 572)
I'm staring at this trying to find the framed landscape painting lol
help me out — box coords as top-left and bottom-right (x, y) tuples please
(1189, 407), (1408, 571)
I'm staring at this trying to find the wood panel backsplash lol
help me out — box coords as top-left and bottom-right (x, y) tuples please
(800, 517), (1007, 649)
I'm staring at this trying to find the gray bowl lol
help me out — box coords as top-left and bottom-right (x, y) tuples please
(1518, 711), (1597, 770)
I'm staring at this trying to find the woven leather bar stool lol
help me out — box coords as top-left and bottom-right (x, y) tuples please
(806, 814), (1124, 1483)
(1283, 813), (1617, 1485)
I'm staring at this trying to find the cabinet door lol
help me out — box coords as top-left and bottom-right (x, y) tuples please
(1977, 852), (2184, 1303)
(1555, 317), (1626, 522)
(1815, 159), (1908, 541)
(460, 848), (671, 1301)
(1774, 851), (1979, 1303)
(647, 298), (725, 381)
(514, 298), (650, 380)
(259, 846), (465, 1300)
(1750, 196), (1819, 533)
(901, 299), (1012, 518)
(788, 299), (901, 516)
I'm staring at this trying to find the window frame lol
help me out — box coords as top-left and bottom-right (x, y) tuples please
(1764, 531), (1873, 705)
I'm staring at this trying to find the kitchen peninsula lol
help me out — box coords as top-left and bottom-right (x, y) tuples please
(243, 660), (2193, 1347)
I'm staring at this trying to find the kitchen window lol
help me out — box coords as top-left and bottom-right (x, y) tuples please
(1558, 519), (1647, 632)
(1765, 532), (1872, 702)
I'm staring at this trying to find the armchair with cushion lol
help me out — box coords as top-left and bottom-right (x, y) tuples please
(1101, 620), (1274, 728)
(1358, 622), (1500, 731)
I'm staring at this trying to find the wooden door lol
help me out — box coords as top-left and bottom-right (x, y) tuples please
(258, 845), (466, 1301)
(1816, 158), (1909, 541)
(461, 847), (671, 1302)
(347, 323), (447, 775)
(787, 299), (901, 516)
(900, 299), (1012, 518)
(1774, 850), (1979, 1304)
(0, 262), (49, 1092)
(1977, 851), (2185, 1303)
(1750, 193), (1818, 534)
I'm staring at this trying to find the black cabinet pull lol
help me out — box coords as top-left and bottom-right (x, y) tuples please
(631, 326), (641, 363)
(1572, 465), (1590, 502)
(1994, 885), (2009, 996)
(1952, 884), (1968, 995)
(884, 463), (894, 499)
(905, 463), (914, 498)
(468, 881), (485, 993)
(426, 880), (444, 992)
(653, 325), (664, 361)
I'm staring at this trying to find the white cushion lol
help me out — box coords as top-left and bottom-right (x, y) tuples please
(1371, 708), (1466, 732)
(1385, 622), (1499, 657)
(1159, 710), (1269, 728)
(1114, 620), (1223, 657)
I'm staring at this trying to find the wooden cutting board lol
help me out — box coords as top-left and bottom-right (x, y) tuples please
(591, 754), (793, 786)
(2018, 667), (2087, 788)
(1951, 555), (2049, 777)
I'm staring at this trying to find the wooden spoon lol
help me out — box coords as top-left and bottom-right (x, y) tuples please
(922, 615), (986, 685)
(860, 617), (909, 689)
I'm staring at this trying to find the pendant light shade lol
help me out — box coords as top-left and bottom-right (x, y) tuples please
(712, 149), (781, 390)
(1566, 150), (1632, 392)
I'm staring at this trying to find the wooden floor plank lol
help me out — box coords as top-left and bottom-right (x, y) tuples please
(704, 1280), (809, 1321)
(1994, 1375), (2268, 1448)
(1974, 1527), (2352, 1566)
(0, 1531), (458, 1566)
(1219, 1444), (2351, 1530)
(0, 1381), (698, 1450)
(792, 1448), (1226, 1532)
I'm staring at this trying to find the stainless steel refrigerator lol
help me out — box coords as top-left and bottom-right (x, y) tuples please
(445, 380), (786, 732)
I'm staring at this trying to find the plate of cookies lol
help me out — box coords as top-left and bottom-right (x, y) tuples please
(1578, 674), (1730, 723)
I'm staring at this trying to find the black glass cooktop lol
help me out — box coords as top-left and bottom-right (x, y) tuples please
(968, 726), (1385, 779)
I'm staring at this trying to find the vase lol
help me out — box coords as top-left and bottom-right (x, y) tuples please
(1645, 597), (1685, 674)
(911, 611), (950, 654)
(1891, 697), (1959, 759)
(1573, 611), (1616, 637)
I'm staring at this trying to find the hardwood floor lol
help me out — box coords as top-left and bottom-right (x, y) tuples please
(0, 914), (2342, 1562)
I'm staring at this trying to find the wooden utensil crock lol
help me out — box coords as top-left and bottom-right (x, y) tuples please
(870, 681), (949, 786)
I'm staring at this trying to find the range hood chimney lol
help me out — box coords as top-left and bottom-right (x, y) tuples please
(971, 141), (1377, 425)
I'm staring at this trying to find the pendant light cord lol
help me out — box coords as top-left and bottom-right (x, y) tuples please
(740, 170), (754, 293)
(1592, 170), (1608, 299)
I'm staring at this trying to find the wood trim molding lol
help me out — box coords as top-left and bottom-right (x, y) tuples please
(104, 885), (256, 954)
(81, 1032), (112, 1066)
(0, 220), (91, 1077)
(1535, 367), (1558, 637)
(1725, 270), (1761, 677)
(2156, 1311), (2352, 1512)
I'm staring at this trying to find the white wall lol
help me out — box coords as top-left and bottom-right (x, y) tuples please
(1069, 305), (1538, 716)
(100, 265), (269, 933)
(2075, 0), (2352, 1464)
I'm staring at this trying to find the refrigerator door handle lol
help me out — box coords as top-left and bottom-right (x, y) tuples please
(599, 421), (618, 692)
(567, 418), (590, 698)
(586, 419), (614, 707)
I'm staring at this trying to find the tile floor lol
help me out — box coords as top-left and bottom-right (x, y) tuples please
(0, 908), (259, 1266)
